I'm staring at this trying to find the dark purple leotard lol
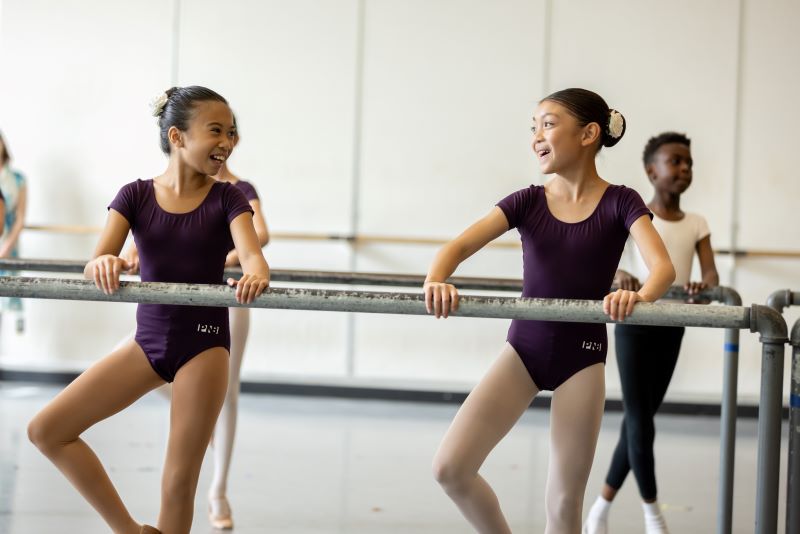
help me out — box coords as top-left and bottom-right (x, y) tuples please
(233, 180), (259, 202)
(109, 179), (254, 382)
(496, 184), (651, 391)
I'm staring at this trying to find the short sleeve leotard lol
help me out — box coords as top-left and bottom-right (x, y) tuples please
(109, 179), (254, 382)
(496, 184), (651, 390)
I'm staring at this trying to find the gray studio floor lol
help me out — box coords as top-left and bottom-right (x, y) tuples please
(0, 383), (788, 533)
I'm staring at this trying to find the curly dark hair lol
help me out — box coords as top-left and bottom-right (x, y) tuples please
(642, 132), (691, 166)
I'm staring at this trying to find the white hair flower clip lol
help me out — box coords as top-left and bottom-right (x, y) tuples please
(150, 92), (169, 118)
(607, 110), (624, 139)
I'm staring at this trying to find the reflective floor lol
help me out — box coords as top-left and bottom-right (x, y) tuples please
(0, 383), (787, 533)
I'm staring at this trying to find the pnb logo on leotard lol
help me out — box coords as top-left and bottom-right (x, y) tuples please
(197, 324), (220, 335)
(581, 341), (603, 351)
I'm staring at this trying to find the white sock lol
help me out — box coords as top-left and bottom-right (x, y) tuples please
(583, 496), (611, 534)
(642, 501), (669, 534)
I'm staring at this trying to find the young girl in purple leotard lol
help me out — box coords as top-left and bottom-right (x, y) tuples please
(424, 88), (676, 534)
(121, 114), (269, 531)
(27, 86), (270, 534)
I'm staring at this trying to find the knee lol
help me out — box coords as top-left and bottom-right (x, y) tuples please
(626, 419), (655, 449)
(546, 491), (582, 526)
(27, 414), (59, 454)
(431, 454), (471, 493)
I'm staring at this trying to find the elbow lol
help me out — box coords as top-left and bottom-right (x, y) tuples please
(664, 262), (676, 286)
(259, 231), (270, 248)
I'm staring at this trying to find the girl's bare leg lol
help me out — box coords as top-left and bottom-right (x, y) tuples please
(157, 347), (229, 534)
(432, 343), (539, 534)
(27, 340), (165, 534)
(545, 363), (605, 534)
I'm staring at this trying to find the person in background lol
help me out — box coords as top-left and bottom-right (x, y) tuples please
(0, 130), (27, 333)
(584, 131), (719, 534)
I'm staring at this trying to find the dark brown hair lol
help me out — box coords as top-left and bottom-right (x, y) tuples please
(155, 86), (228, 154)
(541, 88), (626, 151)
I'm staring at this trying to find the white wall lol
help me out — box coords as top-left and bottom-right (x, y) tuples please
(1, 0), (798, 404)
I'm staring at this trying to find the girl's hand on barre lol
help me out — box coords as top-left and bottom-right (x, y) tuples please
(603, 289), (643, 322)
(88, 255), (131, 295)
(227, 273), (269, 305)
(685, 281), (709, 304)
(424, 281), (459, 319)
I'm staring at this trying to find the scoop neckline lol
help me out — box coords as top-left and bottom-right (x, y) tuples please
(541, 184), (613, 225)
(149, 178), (218, 216)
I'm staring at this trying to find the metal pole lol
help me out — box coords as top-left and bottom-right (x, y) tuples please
(0, 276), (752, 329)
(767, 289), (799, 314)
(718, 287), (742, 534)
(750, 305), (789, 534)
(765, 289), (800, 534)
(788, 319), (800, 534)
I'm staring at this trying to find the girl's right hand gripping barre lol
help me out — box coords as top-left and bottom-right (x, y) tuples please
(88, 254), (132, 295)
(227, 273), (270, 305)
(424, 281), (460, 319)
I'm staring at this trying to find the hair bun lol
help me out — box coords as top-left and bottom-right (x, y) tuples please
(149, 92), (169, 118)
(603, 109), (626, 147)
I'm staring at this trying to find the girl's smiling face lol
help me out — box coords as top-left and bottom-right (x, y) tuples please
(171, 100), (236, 175)
(530, 100), (600, 174)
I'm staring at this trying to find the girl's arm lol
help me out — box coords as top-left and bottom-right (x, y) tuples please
(224, 199), (269, 266)
(251, 199), (270, 247)
(83, 210), (132, 294)
(0, 199), (5, 234)
(228, 212), (270, 304)
(685, 235), (720, 297)
(424, 207), (510, 318)
(0, 185), (26, 257)
(604, 214), (675, 321)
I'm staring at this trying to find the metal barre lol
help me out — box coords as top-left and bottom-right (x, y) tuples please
(0, 276), (788, 534)
(0, 276), (749, 327)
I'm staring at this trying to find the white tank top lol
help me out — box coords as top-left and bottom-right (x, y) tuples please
(620, 211), (711, 287)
